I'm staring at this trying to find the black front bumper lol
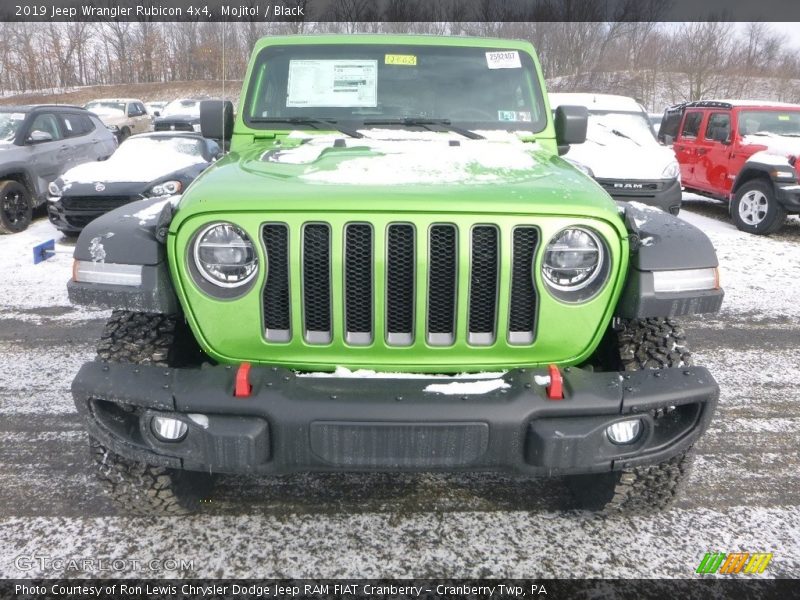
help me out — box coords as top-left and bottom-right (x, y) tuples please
(47, 202), (105, 233)
(776, 182), (800, 212)
(72, 362), (718, 476)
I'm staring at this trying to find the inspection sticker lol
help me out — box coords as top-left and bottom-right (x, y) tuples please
(486, 50), (521, 69)
(287, 59), (377, 107)
(385, 54), (417, 66)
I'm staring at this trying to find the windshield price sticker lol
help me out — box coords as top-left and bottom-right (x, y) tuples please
(287, 60), (378, 108)
(486, 50), (521, 69)
(385, 54), (417, 66)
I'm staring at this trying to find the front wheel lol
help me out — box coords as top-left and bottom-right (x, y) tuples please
(0, 180), (33, 234)
(731, 180), (785, 235)
(90, 311), (211, 514)
(567, 318), (696, 514)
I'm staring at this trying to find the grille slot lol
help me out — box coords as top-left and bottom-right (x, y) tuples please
(468, 225), (499, 345)
(427, 225), (457, 345)
(509, 227), (538, 344)
(345, 224), (373, 345)
(262, 224), (291, 341)
(61, 196), (137, 212)
(386, 224), (415, 345)
(302, 223), (332, 344)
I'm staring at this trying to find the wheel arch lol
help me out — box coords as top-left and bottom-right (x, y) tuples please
(732, 165), (776, 196)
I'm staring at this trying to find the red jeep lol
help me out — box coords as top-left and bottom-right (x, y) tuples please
(659, 100), (800, 234)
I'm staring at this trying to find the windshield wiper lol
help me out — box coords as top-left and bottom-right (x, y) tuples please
(597, 122), (640, 146)
(248, 117), (364, 139)
(362, 117), (485, 140)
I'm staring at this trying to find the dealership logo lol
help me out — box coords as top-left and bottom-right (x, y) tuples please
(94, 183), (105, 192)
(696, 552), (773, 574)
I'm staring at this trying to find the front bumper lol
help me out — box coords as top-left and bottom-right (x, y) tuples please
(775, 182), (800, 212)
(73, 362), (718, 476)
(598, 177), (682, 214)
(47, 201), (104, 233)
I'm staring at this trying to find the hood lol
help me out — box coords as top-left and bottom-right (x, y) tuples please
(90, 109), (127, 127)
(742, 133), (800, 165)
(59, 151), (207, 190)
(563, 130), (676, 180)
(174, 130), (621, 224)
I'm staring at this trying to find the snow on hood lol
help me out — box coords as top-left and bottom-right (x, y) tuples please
(61, 138), (206, 186)
(563, 115), (676, 180)
(742, 134), (800, 166)
(268, 130), (542, 186)
(126, 195), (180, 225)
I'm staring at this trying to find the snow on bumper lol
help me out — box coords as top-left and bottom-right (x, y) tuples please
(72, 362), (718, 476)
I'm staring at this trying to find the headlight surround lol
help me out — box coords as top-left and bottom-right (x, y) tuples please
(48, 181), (61, 198)
(192, 222), (258, 289)
(541, 227), (609, 302)
(149, 180), (182, 196)
(662, 160), (680, 180)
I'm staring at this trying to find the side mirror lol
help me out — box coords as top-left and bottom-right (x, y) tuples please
(554, 105), (588, 155)
(200, 100), (234, 142)
(153, 111), (161, 117)
(663, 134), (674, 146)
(27, 130), (54, 144)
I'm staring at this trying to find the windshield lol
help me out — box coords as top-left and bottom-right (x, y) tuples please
(586, 111), (657, 146)
(115, 136), (205, 161)
(739, 110), (800, 136)
(0, 111), (27, 142)
(244, 44), (547, 133)
(163, 100), (201, 117)
(86, 101), (126, 114)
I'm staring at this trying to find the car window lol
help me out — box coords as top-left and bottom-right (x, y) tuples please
(29, 113), (63, 141)
(704, 113), (730, 142)
(61, 114), (94, 138)
(137, 103), (147, 115)
(0, 111), (27, 142)
(680, 111), (703, 139)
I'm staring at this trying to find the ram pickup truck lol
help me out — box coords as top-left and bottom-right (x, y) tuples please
(69, 35), (723, 515)
(660, 100), (800, 234)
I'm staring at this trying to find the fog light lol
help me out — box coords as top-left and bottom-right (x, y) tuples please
(606, 419), (642, 445)
(151, 416), (188, 442)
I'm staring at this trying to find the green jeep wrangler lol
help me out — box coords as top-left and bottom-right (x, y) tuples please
(69, 35), (723, 515)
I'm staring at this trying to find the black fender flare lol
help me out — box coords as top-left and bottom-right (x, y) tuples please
(67, 196), (179, 314)
(616, 203), (723, 319)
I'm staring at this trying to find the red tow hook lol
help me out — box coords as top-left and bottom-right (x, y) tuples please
(234, 362), (252, 398)
(546, 364), (564, 400)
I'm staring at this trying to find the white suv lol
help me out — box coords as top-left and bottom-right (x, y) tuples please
(550, 93), (682, 214)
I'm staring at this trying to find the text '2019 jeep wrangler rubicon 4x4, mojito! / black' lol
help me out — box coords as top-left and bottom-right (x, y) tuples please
(69, 35), (723, 515)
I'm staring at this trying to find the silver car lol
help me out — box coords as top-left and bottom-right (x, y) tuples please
(0, 105), (117, 233)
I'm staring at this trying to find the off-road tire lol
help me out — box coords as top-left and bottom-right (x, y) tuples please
(91, 438), (212, 515)
(0, 180), (33, 234)
(567, 317), (695, 514)
(90, 310), (212, 515)
(730, 179), (786, 235)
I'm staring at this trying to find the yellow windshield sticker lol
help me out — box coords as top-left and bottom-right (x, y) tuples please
(385, 54), (417, 66)
(778, 115), (790, 121)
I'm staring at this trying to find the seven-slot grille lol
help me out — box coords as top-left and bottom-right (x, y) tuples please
(261, 222), (539, 347)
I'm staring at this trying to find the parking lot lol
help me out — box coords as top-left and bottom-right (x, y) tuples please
(1, 196), (799, 578)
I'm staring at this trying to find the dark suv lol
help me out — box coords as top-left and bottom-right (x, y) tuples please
(0, 105), (117, 233)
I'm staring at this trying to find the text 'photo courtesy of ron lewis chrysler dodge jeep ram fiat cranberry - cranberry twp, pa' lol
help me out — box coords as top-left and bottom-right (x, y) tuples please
(1, 12), (800, 587)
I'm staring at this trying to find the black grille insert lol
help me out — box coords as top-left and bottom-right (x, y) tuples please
(468, 226), (499, 345)
(427, 225), (457, 345)
(262, 224), (291, 341)
(302, 223), (332, 343)
(345, 224), (373, 345)
(509, 227), (538, 344)
(386, 224), (415, 345)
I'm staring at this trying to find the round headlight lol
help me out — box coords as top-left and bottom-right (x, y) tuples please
(542, 227), (608, 301)
(193, 223), (258, 288)
(48, 181), (62, 197)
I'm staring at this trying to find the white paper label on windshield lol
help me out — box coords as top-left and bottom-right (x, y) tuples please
(486, 51), (521, 69)
(287, 59), (378, 107)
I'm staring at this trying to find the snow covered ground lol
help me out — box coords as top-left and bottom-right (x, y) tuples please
(0, 201), (798, 578)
